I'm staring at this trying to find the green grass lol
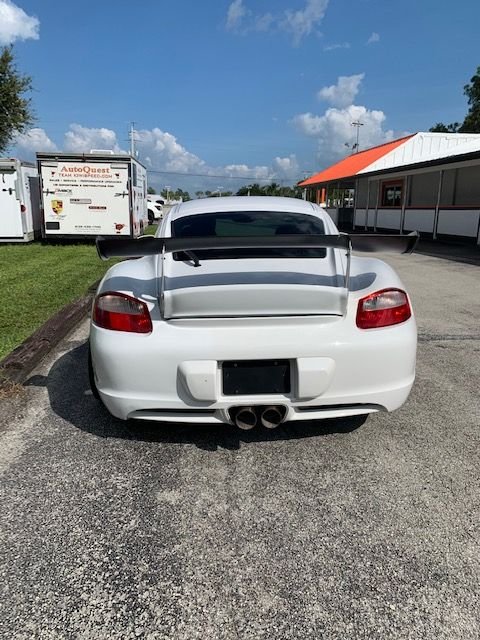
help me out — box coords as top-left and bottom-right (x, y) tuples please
(144, 224), (157, 236)
(0, 242), (115, 360)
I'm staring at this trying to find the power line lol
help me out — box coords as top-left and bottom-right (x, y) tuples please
(146, 168), (303, 182)
(146, 168), (273, 181)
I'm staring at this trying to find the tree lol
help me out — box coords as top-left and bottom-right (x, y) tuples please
(0, 46), (34, 153)
(174, 188), (191, 202)
(160, 187), (191, 202)
(459, 66), (480, 132)
(236, 182), (303, 199)
(429, 122), (460, 133)
(195, 190), (205, 199)
(430, 65), (480, 134)
(147, 186), (156, 194)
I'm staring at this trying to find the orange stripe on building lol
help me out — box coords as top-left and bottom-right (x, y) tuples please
(299, 135), (415, 187)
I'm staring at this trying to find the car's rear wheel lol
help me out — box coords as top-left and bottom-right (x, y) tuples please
(88, 345), (101, 400)
(148, 211), (154, 224)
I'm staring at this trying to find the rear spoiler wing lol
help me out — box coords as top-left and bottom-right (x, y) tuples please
(96, 231), (419, 260)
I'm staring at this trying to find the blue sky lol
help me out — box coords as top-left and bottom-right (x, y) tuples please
(4, 0), (480, 192)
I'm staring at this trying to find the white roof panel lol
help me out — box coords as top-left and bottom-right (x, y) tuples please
(358, 132), (480, 174)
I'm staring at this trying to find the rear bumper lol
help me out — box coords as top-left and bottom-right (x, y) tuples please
(90, 311), (417, 423)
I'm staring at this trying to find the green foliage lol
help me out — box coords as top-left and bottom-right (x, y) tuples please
(0, 242), (113, 359)
(0, 46), (34, 153)
(160, 187), (191, 201)
(147, 186), (156, 194)
(429, 122), (460, 133)
(430, 65), (480, 134)
(459, 66), (480, 132)
(236, 182), (303, 199)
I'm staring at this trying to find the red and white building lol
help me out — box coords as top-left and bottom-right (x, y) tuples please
(299, 132), (480, 244)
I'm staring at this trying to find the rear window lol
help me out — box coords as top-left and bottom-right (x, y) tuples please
(172, 211), (326, 259)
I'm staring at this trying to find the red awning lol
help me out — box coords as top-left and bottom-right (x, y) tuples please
(299, 135), (414, 187)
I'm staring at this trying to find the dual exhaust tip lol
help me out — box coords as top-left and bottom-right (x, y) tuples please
(230, 405), (287, 430)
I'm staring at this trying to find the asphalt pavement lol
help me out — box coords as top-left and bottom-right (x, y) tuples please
(0, 251), (479, 639)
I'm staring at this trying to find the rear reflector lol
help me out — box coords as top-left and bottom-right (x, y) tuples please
(93, 292), (152, 333)
(356, 288), (411, 329)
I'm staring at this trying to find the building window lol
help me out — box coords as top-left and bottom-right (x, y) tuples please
(381, 181), (403, 207)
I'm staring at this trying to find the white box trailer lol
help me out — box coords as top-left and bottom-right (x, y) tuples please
(37, 152), (148, 239)
(0, 158), (41, 243)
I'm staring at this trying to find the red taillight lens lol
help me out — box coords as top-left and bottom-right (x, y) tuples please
(356, 288), (411, 329)
(93, 292), (152, 333)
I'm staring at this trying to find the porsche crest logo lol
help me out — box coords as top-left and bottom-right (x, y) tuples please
(51, 199), (63, 214)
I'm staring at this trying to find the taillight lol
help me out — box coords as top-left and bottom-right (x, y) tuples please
(20, 204), (26, 213)
(93, 292), (152, 333)
(356, 288), (411, 329)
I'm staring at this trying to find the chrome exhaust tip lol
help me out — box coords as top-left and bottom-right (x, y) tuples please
(232, 407), (257, 430)
(260, 406), (286, 429)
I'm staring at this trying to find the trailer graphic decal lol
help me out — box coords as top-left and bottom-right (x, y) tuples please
(51, 200), (63, 214)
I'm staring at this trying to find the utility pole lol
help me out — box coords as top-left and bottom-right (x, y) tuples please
(351, 120), (364, 153)
(129, 121), (136, 157)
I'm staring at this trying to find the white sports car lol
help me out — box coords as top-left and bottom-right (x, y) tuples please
(89, 196), (418, 430)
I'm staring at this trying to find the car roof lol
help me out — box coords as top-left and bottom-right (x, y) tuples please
(170, 196), (322, 220)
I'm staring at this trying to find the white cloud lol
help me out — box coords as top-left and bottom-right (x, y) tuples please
(367, 32), (380, 44)
(323, 42), (350, 52)
(0, 0), (39, 45)
(14, 127), (57, 156)
(226, 0), (248, 31)
(294, 74), (394, 164)
(254, 13), (275, 32)
(134, 129), (299, 183)
(64, 124), (125, 153)
(225, 0), (329, 44)
(272, 154), (300, 179)
(222, 164), (271, 180)
(294, 105), (393, 163)
(136, 128), (206, 174)
(283, 0), (329, 45)
(318, 73), (365, 108)
(13, 122), (301, 190)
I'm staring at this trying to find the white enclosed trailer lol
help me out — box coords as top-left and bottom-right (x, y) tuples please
(0, 158), (41, 242)
(37, 152), (148, 239)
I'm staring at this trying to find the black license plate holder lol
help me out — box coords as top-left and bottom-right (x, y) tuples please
(222, 360), (291, 395)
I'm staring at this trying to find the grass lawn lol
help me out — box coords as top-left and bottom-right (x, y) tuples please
(0, 242), (116, 361)
(0, 224), (159, 361)
(144, 224), (157, 235)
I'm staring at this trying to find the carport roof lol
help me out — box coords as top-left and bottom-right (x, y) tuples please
(299, 131), (480, 187)
(299, 135), (414, 187)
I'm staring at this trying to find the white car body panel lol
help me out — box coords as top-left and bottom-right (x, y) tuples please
(90, 196), (417, 425)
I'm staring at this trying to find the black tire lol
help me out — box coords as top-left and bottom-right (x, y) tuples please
(148, 211), (154, 224)
(88, 345), (101, 400)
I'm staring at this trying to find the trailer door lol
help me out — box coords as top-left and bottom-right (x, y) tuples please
(41, 161), (131, 236)
(0, 169), (23, 238)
